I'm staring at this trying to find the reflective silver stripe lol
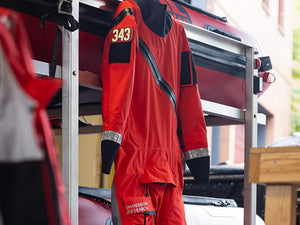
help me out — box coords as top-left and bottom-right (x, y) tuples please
(102, 130), (122, 145)
(183, 147), (209, 160)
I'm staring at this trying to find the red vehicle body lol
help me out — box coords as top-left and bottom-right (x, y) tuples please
(16, 0), (271, 109)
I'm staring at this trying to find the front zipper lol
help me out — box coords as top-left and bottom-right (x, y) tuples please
(138, 37), (177, 118)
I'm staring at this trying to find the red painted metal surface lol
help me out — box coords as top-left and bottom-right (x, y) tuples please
(21, 13), (104, 75)
(79, 196), (112, 225)
(161, 0), (259, 47)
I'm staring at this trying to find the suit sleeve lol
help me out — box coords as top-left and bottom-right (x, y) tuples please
(178, 26), (210, 183)
(100, 2), (137, 174)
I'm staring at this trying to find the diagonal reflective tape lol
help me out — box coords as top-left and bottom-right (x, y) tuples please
(138, 37), (177, 118)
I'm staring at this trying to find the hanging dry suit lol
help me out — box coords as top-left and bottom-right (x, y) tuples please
(100, 0), (210, 224)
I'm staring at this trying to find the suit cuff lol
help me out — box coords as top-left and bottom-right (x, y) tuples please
(101, 130), (122, 174)
(102, 130), (122, 144)
(183, 147), (209, 161)
(186, 156), (210, 184)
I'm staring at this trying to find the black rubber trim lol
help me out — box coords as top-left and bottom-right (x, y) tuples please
(171, 0), (227, 22)
(188, 39), (246, 79)
(79, 186), (111, 199)
(79, 2), (113, 37)
(138, 37), (177, 117)
(142, 211), (157, 215)
(79, 192), (112, 207)
(0, 0), (114, 37)
(204, 24), (241, 42)
(111, 8), (133, 28)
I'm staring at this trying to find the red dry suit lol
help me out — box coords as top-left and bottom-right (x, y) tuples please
(0, 8), (71, 225)
(100, 0), (209, 224)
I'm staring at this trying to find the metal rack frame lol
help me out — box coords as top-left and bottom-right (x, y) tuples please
(183, 21), (259, 225)
(0, 1), (263, 225)
(61, 2), (79, 224)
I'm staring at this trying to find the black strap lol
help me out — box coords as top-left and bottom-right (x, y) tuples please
(48, 0), (79, 77)
(49, 26), (62, 77)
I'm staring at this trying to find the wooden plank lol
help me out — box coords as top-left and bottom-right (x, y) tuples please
(264, 185), (297, 225)
(259, 152), (300, 183)
(250, 146), (300, 154)
(249, 147), (300, 184)
(248, 153), (260, 183)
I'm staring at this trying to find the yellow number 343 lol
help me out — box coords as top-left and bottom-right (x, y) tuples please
(111, 27), (132, 43)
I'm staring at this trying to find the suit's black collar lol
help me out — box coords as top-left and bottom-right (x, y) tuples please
(134, 0), (172, 37)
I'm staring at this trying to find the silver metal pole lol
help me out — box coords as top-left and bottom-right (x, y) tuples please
(244, 47), (258, 225)
(61, 0), (79, 224)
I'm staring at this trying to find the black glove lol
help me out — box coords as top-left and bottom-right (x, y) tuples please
(186, 156), (210, 184)
(101, 140), (120, 174)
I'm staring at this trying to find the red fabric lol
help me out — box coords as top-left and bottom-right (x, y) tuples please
(0, 7), (71, 225)
(123, 195), (155, 215)
(101, 1), (208, 224)
(148, 183), (186, 225)
(178, 85), (208, 151)
(114, 182), (187, 225)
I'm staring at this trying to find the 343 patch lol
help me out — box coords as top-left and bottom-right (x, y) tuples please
(110, 27), (133, 43)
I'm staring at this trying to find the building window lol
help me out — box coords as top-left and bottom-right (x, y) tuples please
(262, 0), (270, 15)
(278, 0), (285, 34)
(190, 0), (206, 9)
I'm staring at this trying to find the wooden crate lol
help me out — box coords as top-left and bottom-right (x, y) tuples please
(249, 146), (300, 225)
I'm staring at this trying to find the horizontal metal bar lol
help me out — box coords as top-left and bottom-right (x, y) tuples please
(47, 104), (102, 119)
(205, 115), (244, 126)
(48, 100), (244, 124)
(201, 99), (245, 122)
(182, 21), (250, 55)
(79, 0), (106, 8)
(54, 125), (103, 135)
(32, 60), (62, 78)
